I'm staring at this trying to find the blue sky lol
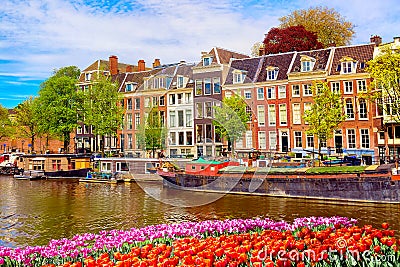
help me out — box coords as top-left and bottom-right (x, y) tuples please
(0, 0), (399, 109)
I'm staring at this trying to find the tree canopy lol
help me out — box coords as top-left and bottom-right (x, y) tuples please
(0, 104), (13, 142)
(278, 6), (355, 47)
(14, 97), (41, 152)
(213, 94), (249, 156)
(81, 72), (124, 155)
(262, 25), (323, 55)
(36, 66), (81, 152)
(366, 47), (400, 122)
(303, 82), (346, 158)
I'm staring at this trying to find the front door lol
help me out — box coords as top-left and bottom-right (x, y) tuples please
(281, 135), (289, 152)
(335, 135), (343, 153)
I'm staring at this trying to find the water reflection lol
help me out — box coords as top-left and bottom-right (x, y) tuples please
(0, 176), (399, 247)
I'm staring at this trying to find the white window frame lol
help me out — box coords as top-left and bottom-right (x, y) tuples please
(359, 99), (368, 120)
(303, 84), (312, 96)
(278, 85), (286, 99)
(292, 103), (301, 125)
(268, 104), (276, 126)
(269, 131), (277, 150)
(279, 104), (287, 126)
(292, 85), (300, 97)
(357, 79), (367, 93)
(258, 131), (266, 149)
(360, 129), (370, 148)
(347, 129), (356, 148)
(257, 105), (265, 126)
(331, 81), (340, 94)
(257, 88), (264, 100)
(267, 87), (276, 99)
(344, 81), (353, 94)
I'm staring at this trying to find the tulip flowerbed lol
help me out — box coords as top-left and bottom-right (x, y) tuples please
(0, 217), (399, 267)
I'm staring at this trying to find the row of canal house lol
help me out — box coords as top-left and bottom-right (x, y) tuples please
(75, 35), (399, 164)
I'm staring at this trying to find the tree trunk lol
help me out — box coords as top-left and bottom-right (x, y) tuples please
(30, 135), (35, 152)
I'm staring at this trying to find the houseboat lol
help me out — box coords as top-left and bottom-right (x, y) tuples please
(158, 158), (400, 204)
(78, 171), (124, 184)
(0, 153), (24, 175)
(17, 154), (92, 178)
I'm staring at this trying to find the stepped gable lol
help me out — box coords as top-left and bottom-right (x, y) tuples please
(257, 52), (296, 81)
(225, 57), (263, 85)
(329, 44), (375, 75)
(290, 48), (332, 73)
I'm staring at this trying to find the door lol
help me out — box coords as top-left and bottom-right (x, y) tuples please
(281, 134), (289, 152)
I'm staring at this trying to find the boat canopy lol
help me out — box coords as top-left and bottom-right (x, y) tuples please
(192, 157), (224, 165)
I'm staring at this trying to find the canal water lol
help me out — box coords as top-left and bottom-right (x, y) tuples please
(0, 175), (399, 247)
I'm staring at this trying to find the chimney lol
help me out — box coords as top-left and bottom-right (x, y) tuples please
(370, 35), (382, 46)
(258, 43), (265, 56)
(394, 37), (400, 44)
(126, 65), (133, 72)
(179, 60), (186, 65)
(109, 55), (118, 75)
(153, 58), (161, 68)
(138, 59), (146, 72)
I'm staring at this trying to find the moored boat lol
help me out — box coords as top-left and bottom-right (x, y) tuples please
(158, 159), (400, 203)
(79, 171), (123, 184)
(14, 170), (47, 180)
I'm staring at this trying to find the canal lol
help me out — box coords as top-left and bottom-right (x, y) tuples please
(0, 175), (399, 247)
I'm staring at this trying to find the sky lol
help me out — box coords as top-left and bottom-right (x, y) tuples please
(0, 0), (399, 109)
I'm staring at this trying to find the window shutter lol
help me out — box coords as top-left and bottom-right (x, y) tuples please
(336, 64), (341, 72)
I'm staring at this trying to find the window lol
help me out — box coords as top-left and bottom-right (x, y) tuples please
(177, 76), (184, 88)
(195, 79), (202, 96)
(170, 132), (176, 145)
(278, 86), (286, 98)
(178, 110), (184, 127)
(303, 84), (312, 96)
(306, 134), (314, 148)
(178, 132), (185, 145)
(257, 88), (264, 100)
(304, 103), (311, 124)
(345, 99), (354, 119)
(267, 87), (276, 99)
(203, 57), (212, 66)
(360, 129), (370, 148)
(144, 97), (150, 108)
(292, 85), (300, 97)
(127, 99), (132, 110)
(196, 125), (203, 143)
(159, 95), (165, 106)
(347, 129), (356, 148)
(301, 61), (311, 72)
(77, 125), (82, 134)
(244, 90), (251, 99)
(85, 72), (91, 81)
(169, 111), (176, 127)
(177, 93), (183, 104)
(245, 131), (252, 148)
(341, 61), (356, 74)
(196, 103), (203, 118)
(152, 96), (158, 106)
(135, 98), (140, 110)
(279, 104), (287, 125)
(269, 131), (277, 150)
(267, 68), (278, 80)
(127, 114), (132, 129)
(258, 131), (266, 149)
(257, 105), (265, 126)
(213, 77), (221, 94)
(344, 81), (353, 94)
(359, 99), (368, 119)
(127, 134), (133, 149)
(126, 83), (133, 92)
(33, 160), (44, 170)
(292, 103), (301, 124)
(185, 93), (191, 103)
(169, 94), (176, 105)
(204, 78), (212, 95)
(294, 131), (302, 147)
(245, 106), (252, 121)
(186, 131), (193, 145)
(84, 125), (89, 134)
(186, 110), (192, 127)
(268, 104), (276, 126)
(134, 113), (140, 129)
(331, 82), (340, 94)
(357, 80), (367, 92)
(52, 160), (62, 171)
(205, 102), (212, 118)
(205, 124), (212, 141)
(233, 71), (246, 84)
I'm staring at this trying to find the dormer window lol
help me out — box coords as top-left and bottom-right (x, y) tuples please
(300, 55), (316, 72)
(266, 66), (279, 80)
(85, 72), (91, 81)
(126, 83), (133, 92)
(339, 56), (357, 74)
(233, 70), (247, 84)
(177, 76), (184, 88)
(203, 57), (212, 66)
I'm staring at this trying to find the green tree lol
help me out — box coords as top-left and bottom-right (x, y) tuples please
(14, 97), (41, 152)
(304, 82), (346, 161)
(366, 47), (400, 122)
(82, 73), (124, 156)
(213, 94), (249, 157)
(279, 6), (355, 47)
(136, 107), (166, 158)
(0, 105), (14, 142)
(36, 66), (81, 153)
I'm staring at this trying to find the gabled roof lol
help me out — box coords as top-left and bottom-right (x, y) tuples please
(196, 47), (249, 67)
(225, 57), (264, 85)
(169, 63), (196, 90)
(289, 48), (332, 74)
(114, 68), (162, 93)
(329, 44), (375, 75)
